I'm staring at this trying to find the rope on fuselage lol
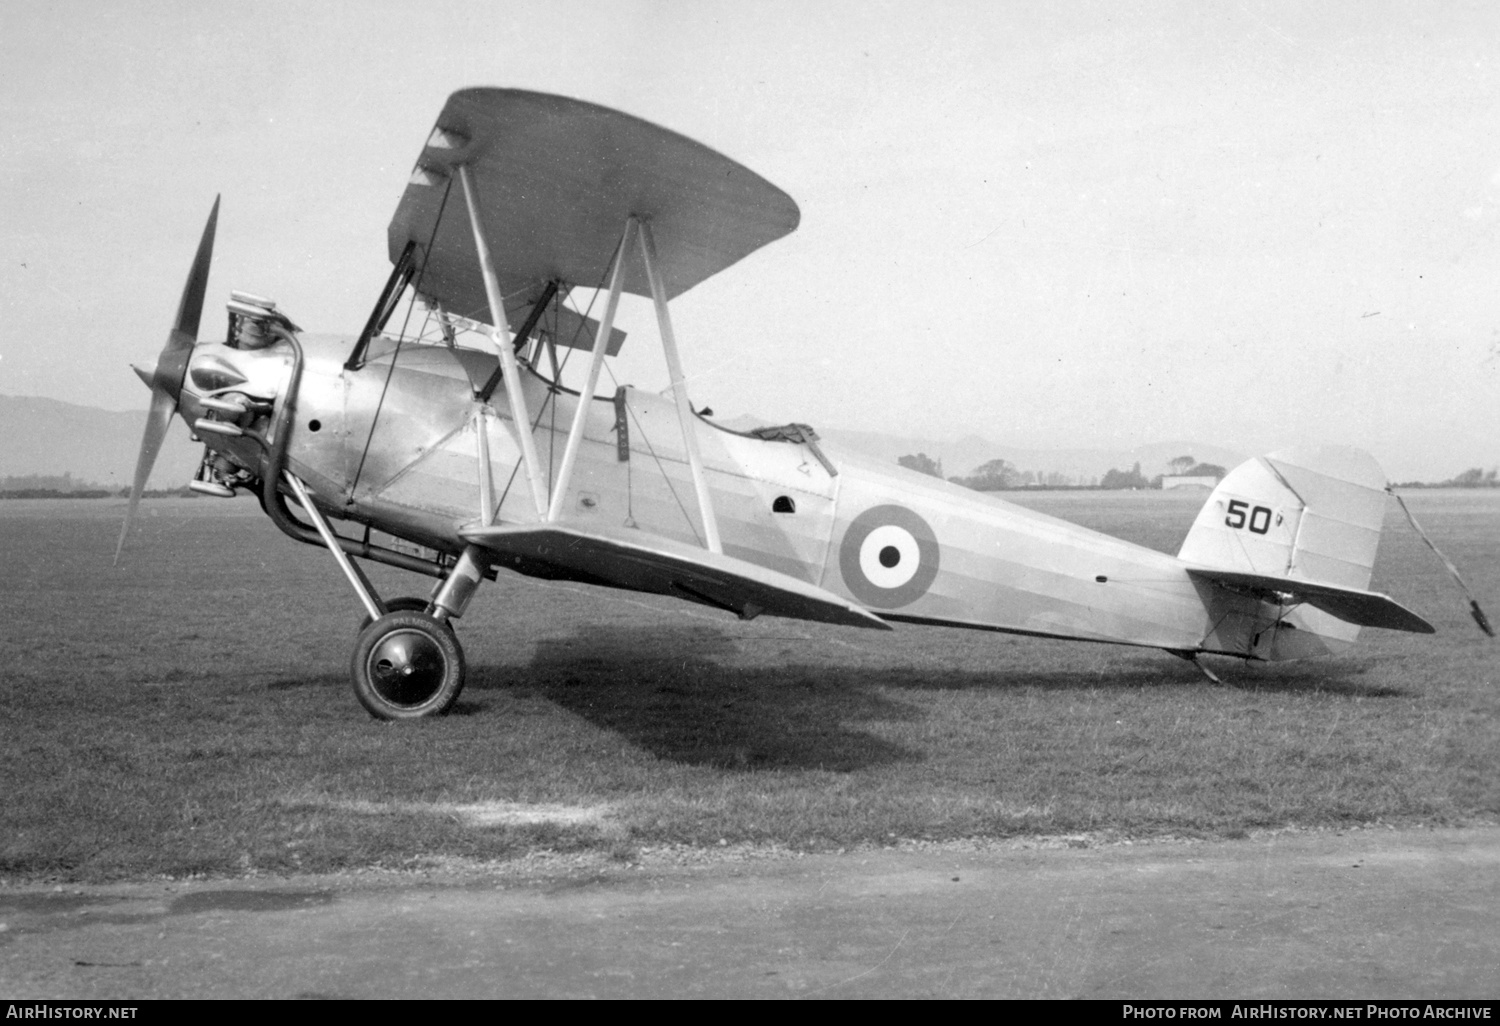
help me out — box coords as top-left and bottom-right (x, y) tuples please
(603, 363), (702, 546)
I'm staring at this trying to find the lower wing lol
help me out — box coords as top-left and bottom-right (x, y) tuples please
(462, 522), (890, 631)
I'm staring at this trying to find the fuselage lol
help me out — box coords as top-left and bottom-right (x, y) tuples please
(182, 333), (1346, 661)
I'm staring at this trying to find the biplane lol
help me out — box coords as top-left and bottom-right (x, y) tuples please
(119, 88), (1441, 719)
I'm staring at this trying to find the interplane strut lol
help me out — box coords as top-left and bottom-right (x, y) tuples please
(548, 217), (636, 523)
(637, 219), (722, 553)
(458, 162), (548, 520)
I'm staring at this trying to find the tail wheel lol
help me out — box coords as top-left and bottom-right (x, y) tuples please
(351, 611), (465, 720)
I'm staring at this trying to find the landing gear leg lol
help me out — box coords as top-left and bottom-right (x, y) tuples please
(283, 473), (386, 623)
(282, 472), (487, 720)
(428, 545), (487, 624)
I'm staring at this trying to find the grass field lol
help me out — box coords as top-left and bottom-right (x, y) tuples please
(1, 489), (1495, 881)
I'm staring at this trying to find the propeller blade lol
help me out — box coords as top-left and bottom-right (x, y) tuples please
(114, 197), (220, 565)
(175, 195), (219, 339)
(113, 384), (177, 565)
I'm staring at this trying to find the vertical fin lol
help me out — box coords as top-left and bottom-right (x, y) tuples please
(1178, 445), (1388, 592)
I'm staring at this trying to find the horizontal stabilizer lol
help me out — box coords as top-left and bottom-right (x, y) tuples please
(463, 522), (890, 631)
(1185, 567), (1435, 634)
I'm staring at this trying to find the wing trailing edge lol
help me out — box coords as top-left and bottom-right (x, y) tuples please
(1185, 567), (1435, 634)
(462, 522), (890, 631)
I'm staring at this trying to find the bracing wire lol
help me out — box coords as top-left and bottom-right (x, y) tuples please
(349, 175), (454, 498)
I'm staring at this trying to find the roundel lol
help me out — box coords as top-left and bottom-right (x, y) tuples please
(838, 504), (940, 609)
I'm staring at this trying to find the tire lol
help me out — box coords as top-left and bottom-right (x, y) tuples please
(357, 596), (431, 632)
(351, 611), (465, 720)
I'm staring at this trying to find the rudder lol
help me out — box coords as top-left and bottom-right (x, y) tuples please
(1178, 445), (1388, 591)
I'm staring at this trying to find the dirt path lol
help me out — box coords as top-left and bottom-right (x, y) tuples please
(2, 827), (1497, 999)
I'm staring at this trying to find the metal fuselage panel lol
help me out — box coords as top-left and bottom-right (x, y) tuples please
(247, 335), (1323, 657)
(815, 452), (1344, 657)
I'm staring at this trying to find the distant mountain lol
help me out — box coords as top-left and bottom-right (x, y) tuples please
(0, 394), (201, 489)
(819, 427), (1247, 484)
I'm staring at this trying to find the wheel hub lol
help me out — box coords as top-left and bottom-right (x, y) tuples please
(367, 628), (448, 706)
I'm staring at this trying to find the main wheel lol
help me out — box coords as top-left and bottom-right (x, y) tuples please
(351, 610), (465, 720)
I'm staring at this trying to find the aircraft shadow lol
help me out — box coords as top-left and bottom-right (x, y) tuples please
(470, 625), (1405, 771)
(1210, 660), (1409, 698)
(261, 628), (1406, 768)
(266, 671), (489, 716)
(880, 655), (1409, 699)
(475, 625), (922, 772)
(259, 661), (1404, 701)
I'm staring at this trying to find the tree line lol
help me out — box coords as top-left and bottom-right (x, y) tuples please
(898, 453), (1227, 491)
(0, 474), (200, 499)
(1392, 467), (1500, 489)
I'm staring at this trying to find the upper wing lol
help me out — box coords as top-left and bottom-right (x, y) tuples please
(1185, 567), (1435, 634)
(461, 522), (889, 631)
(389, 88), (801, 325)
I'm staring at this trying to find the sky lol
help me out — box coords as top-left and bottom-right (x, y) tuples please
(2, 0), (1497, 481)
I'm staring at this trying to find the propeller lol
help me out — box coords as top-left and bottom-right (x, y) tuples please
(113, 196), (220, 565)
